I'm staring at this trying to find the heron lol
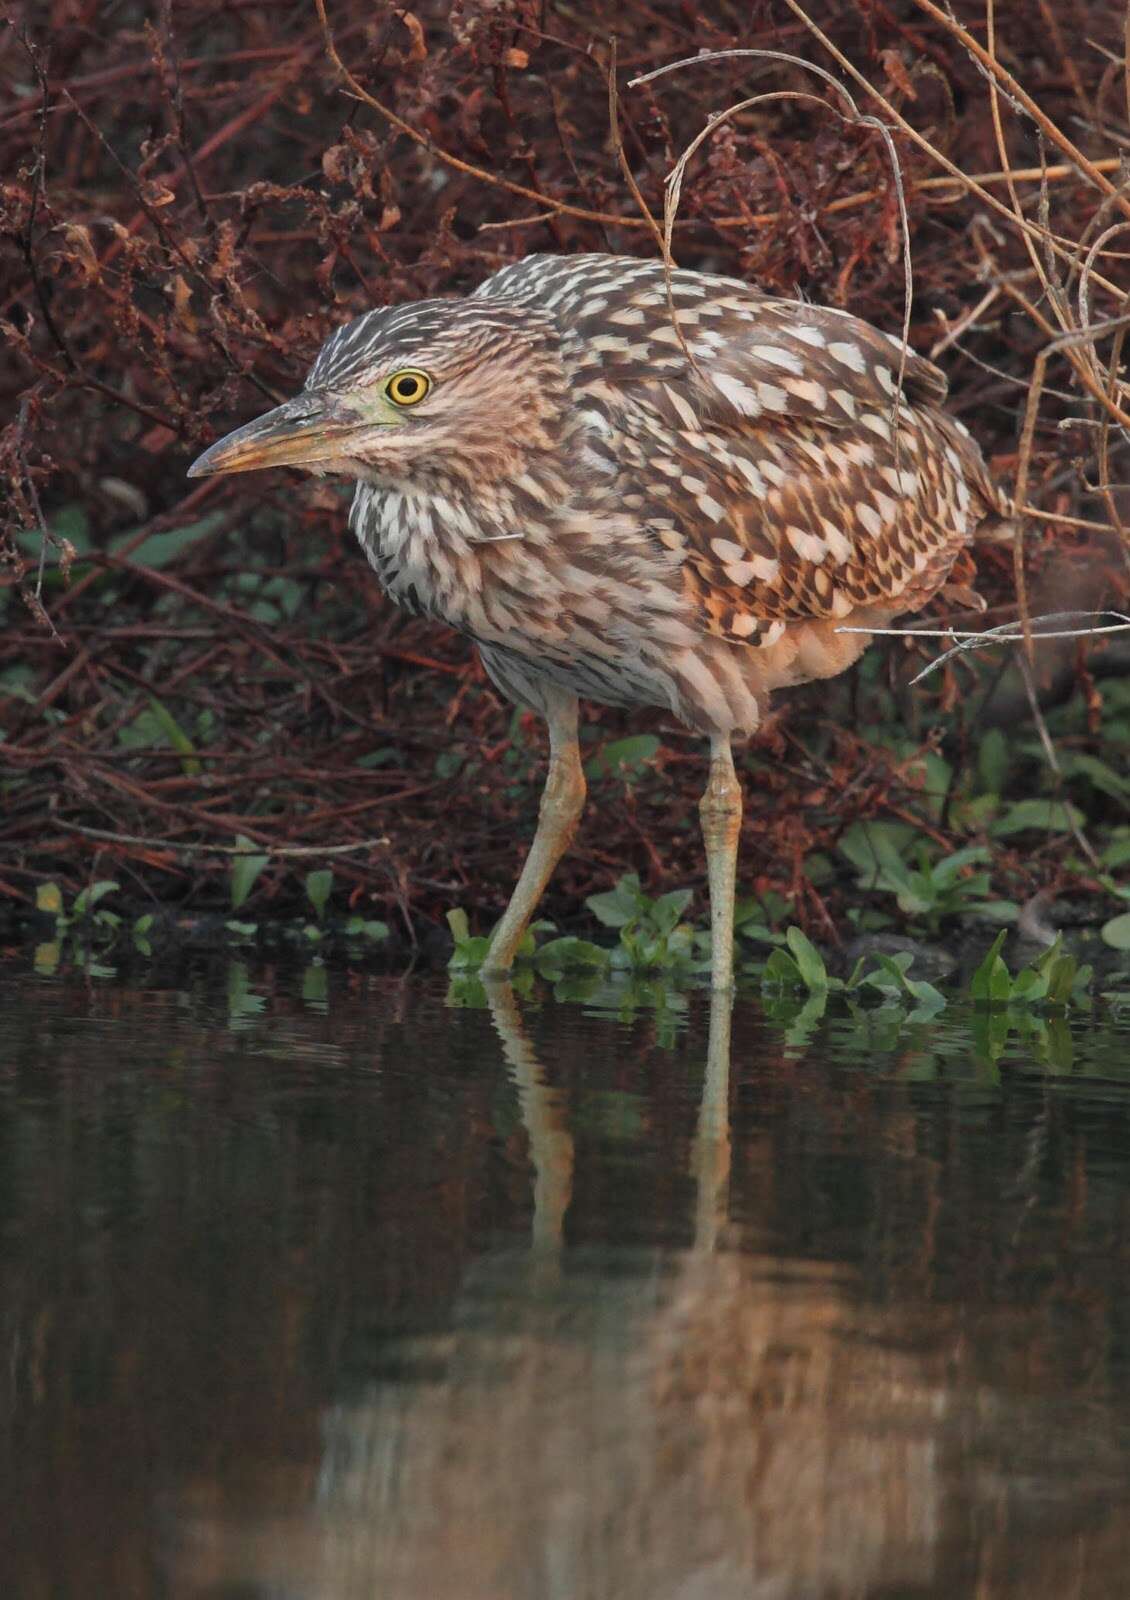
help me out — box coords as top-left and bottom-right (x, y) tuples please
(189, 253), (1002, 987)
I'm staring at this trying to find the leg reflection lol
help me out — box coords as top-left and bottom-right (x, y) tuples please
(483, 972), (729, 1260)
(691, 987), (733, 1254)
(484, 977), (575, 1263)
(485, 977), (734, 1262)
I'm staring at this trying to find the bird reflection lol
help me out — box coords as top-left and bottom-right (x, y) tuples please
(166, 979), (974, 1600)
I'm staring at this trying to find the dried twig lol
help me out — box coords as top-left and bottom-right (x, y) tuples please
(831, 611), (1130, 682)
(58, 823), (391, 856)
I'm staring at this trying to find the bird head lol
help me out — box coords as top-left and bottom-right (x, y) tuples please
(187, 299), (567, 491)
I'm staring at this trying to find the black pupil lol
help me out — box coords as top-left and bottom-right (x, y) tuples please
(397, 375), (421, 400)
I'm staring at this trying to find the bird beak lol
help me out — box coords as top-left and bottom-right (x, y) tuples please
(187, 392), (356, 478)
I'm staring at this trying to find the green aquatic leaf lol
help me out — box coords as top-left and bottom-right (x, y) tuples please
(586, 875), (644, 929)
(535, 937), (610, 978)
(650, 888), (693, 936)
(970, 930), (1012, 1004)
(229, 837), (269, 911)
(446, 907), (494, 970)
(905, 989), (948, 1023)
(1008, 967), (1049, 1003)
(449, 934), (491, 971)
(1044, 954), (1081, 1008)
(33, 941), (61, 975)
(305, 868), (333, 923)
(868, 952), (946, 1010)
(36, 882), (65, 918)
(302, 963), (328, 1008)
(1101, 912), (1130, 951)
(762, 948), (804, 990)
(971, 1005), (1010, 1066)
(72, 880), (120, 917)
(1037, 1015), (1075, 1073)
(227, 961), (266, 1025)
(784, 926), (828, 992)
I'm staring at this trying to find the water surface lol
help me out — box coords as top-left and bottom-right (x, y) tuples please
(2, 963), (1130, 1598)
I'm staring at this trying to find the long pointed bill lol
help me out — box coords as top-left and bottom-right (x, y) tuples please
(187, 393), (359, 478)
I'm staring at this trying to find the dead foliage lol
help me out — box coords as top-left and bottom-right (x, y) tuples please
(1, 0), (1127, 938)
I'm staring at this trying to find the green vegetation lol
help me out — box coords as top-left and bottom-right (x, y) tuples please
(445, 871), (1126, 1029)
(228, 836), (270, 914)
(22, 865), (1127, 1078)
(33, 878), (147, 976)
(30, 862), (389, 974)
(969, 929), (1091, 1008)
(224, 854), (388, 945)
(836, 825), (1016, 931)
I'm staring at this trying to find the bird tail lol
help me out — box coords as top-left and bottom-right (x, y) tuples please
(937, 545), (988, 613)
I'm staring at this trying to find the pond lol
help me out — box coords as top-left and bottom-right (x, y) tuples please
(2, 962), (1130, 1598)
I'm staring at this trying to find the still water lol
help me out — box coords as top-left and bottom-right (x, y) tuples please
(2, 962), (1130, 1598)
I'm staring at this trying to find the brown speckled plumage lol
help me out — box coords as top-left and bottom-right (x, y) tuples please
(189, 252), (1005, 985)
(304, 253), (1002, 736)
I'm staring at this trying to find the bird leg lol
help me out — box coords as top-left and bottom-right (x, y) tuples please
(483, 690), (585, 976)
(699, 735), (742, 990)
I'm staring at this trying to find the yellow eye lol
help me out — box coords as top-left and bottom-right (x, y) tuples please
(385, 369), (431, 407)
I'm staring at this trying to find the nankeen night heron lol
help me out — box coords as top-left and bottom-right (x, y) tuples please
(189, 253), (1002, 987)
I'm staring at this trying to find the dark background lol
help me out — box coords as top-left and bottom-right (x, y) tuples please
(1, 0), (1126, 943)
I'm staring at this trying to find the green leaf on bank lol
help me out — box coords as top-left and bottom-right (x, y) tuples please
(447, 907), (492, 971)
(73, 880), (120, 917)
(230, 837), (269, 911)
(112, 511), (226, 571)
(144, 695), (201, 776)
(305, 868), (333, 923)
(977, 728), (1009, 796)
(36, 882), (65, 919)
(1102, 912), (1130, 951)
(989, 799), (1084, 837)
